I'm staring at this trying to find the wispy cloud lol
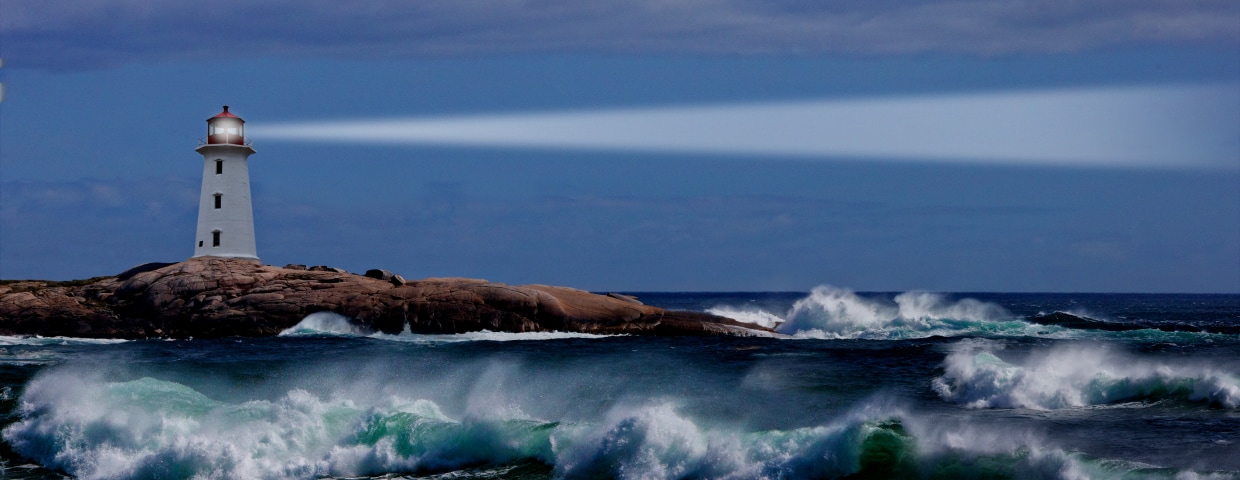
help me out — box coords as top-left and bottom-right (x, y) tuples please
(4, 0), (1237, 70)
(251, 85), (1240, 169)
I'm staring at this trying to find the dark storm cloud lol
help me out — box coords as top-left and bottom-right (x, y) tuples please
(3, 0), (1237, 70)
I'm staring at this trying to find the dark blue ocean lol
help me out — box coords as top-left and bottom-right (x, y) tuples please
(0, 289), (1236, 479)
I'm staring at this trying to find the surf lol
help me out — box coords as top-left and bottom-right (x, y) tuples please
(3, 368), (1233, 479)
(705, 286), (1240, 342)
(933, 339), (1240, 409)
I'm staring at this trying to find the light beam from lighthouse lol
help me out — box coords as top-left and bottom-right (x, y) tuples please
(193, 106), (259, 260)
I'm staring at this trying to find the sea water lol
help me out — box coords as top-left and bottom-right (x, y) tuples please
(0, 289), (1235, 479)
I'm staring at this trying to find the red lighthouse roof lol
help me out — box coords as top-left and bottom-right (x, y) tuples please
(209, 105), (243, 121)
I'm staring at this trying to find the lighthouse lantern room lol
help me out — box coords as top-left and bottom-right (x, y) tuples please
(206, 105), (246, 145)
(192, 106), (259, 260)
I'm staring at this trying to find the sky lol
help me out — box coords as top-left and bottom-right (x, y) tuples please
(1, 1), (1238, 292)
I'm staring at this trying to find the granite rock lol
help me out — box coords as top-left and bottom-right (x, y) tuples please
(0, 258), (777, 339)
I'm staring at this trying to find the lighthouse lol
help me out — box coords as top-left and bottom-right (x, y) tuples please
(192, 106), (258, 260)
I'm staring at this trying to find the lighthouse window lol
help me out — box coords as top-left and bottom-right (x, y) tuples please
(214, 194), (222, 209)
(212, 231), (221, 247)
(215, 160), (223, 174)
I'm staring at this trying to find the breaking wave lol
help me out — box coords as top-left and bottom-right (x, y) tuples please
(710, 286), (1042, 339)
(778, 286), (1021, 339)
(1, 373), (555, 479)
(933, 340), (1240, 409)
(3, 370), (1231, 480)
(704, 306), (783, 329)
(278, 311), (614, 343)
(705, 286), (1238, 342)
(278, 311), (376, 337)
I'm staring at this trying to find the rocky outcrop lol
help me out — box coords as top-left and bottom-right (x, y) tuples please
(0, 258), (777, 339)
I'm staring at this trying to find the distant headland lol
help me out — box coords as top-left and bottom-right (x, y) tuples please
(0, 257), (777, 339)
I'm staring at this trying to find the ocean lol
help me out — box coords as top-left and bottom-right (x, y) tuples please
(0, 288), (1236, 479)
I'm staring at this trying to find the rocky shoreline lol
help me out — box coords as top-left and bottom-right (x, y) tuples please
(0, 258), (777, 339)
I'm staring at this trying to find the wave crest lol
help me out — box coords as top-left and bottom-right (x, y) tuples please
(278, 311), (374, 337)
(3, 372), (1229, 479)
(933, 340), (1240, 409)
(704, 306), (784, 329)
(775, 286), (1025, 339)
(1, 374), (557, 479)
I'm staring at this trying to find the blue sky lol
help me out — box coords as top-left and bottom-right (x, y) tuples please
(1, 1), (1238, 292)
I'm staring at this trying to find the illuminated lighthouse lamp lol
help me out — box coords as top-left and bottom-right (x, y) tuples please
(205, 105), (249, 146)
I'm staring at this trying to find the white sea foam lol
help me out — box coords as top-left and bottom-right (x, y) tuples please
(933, 340), (1240, 409)
(1, 372), (558, 480)
(773, 286), (1038, 339)
(725, 286), (1237, 342)
(278, 311), (375, 336)
(705, 306), (785, 329)
(707, 287), (1025, 339)
(4, 369), (1226, 479)
(278, 311), (615, 343)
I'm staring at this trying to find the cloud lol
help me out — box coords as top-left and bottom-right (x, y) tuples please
(250, 84), (1240, 169)
(3, 0), (1237, 70)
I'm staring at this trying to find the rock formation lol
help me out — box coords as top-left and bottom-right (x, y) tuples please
(0, 258), (776, 339)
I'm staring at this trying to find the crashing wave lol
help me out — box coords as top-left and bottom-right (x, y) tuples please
(704, 306), (784, 329)
(3, 372), (1232, 479)
(278, 311), (376, 337)
(933, 340), (1240, 409)
(773, 286), (1039, 339)
(707, 287), (1237, 342)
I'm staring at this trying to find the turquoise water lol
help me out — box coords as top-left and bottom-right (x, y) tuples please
(0, 291), (1236, 479)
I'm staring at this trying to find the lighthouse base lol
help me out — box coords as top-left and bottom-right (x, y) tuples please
(190, 253), (261, 262)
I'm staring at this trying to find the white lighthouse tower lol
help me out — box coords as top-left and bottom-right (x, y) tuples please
(192, 106), (259, 260)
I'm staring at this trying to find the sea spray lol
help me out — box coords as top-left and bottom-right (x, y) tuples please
(933, 340), (1240, 409)
(3, 368), (1231, 479)
(774, 286), (1031, 339)
(551, 400), (1178, 479)
(703, 306), (784, 329)
(2, 372), (559, 479)
(3, 292), (1238, 478)
(706, 288), (1237, 342)
(278, 311), (374, 337)
(553, 403), (713, 479)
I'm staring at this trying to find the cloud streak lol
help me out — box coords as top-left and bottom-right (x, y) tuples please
(4, 0), (1238, 70)
(251, 85), (1240, 169)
